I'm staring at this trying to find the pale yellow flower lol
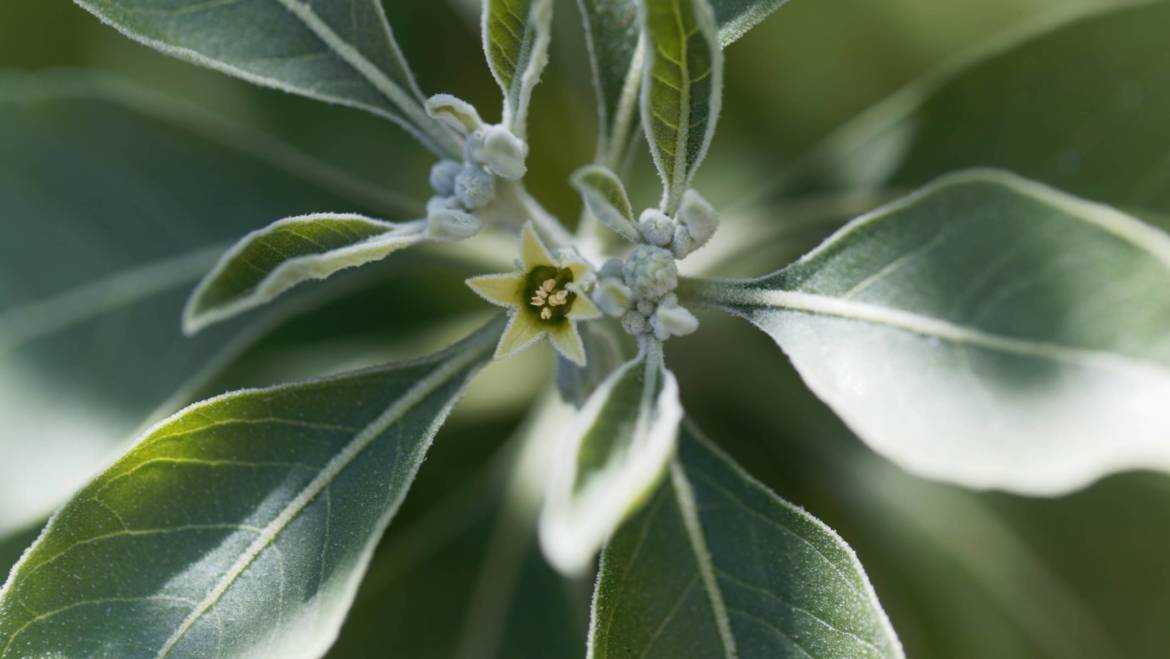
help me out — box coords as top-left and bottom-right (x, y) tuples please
(467, 223), (602, 365)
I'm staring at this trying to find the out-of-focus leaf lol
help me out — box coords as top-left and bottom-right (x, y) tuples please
(482, 0), (554, 138)
(556, 322), (630, 408)
(540, 342), (681, 575)
(183, 214), (427, 334)
(640, 0), (723, 212)
(784, 2), (1170, 220)
(576, 0), (789, 169)
(0, 71), (422, 534)
(690, 170), (1170, 494)
(0, 320), (502, 658)
(590, 423), (903, 659)
(334, 394), (587, 658)
(74, 0), (461, 157)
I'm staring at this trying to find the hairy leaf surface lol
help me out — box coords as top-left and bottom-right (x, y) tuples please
(541, 342), (681, 575)
(640, 0), (723, 212)
(590, 424), (903, 658)
(184, 214), (427, 334)
(74, 0), (460, 156)
(692, 170), (1170, 494)
(482, 0), (553, 138)
(571, 165), (640, 242)
(0, 320), (502, 658)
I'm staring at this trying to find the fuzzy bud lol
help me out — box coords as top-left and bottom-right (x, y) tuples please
(637, 209), (674, 247)
(652, 303), (699, 339)
(621, 309), (649, 335)
(671, 225), (695, 259)
(677, 189), (719, 247)
(622, 245), (678, 301)
(594, 278), (633, 317)
(454, 163), (496, 209)
(429, 160), (462, 197)
(476, 125), (528, 180)
(426, 207), (481, 241)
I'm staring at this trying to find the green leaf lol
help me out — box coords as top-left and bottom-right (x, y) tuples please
(571, 165), (640, 242)
(0, 319), (502, 658)
(788, 2), (1170, 219)
(590, 422), (903, 659)
(74, 0), (461, 157)
(576, 0), (788, 169)
(689, 170), (1170, 495)
(0, 71), (419, 534)
(710, 0), (792, 46)
(640, 0), (724, 212)
(540, 342), (682, 575)
(482, 0), (554, 139)
(183, 214), (428, 335)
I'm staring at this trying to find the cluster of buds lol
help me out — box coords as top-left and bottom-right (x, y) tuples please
(423, 94), (529, 241)
(637, 190), (719, 259)
(594, 245), (699, 342)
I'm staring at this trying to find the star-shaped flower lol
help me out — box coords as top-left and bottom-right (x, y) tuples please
(467, 223), (602, 365)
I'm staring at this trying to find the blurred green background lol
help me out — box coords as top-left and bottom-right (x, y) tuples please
(3, 1), (1167, 658)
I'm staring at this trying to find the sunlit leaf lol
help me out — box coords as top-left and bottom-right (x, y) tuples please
(690, 170), (1170, 494)
(482, 0), (554, 138)
(640, 0), (723, 212)
(0, 319), (502, 658)
(710, 0), (793, 46)
(184, 214), (428, 334)
(74, 0), (461, 157)
(590, 423), (903, 659)
(540, 342), (681, 575)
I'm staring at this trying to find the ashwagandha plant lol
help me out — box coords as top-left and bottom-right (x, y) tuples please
(3, 0), (1170, 656)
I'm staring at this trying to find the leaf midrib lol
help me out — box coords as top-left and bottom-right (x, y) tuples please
(155, 333), (491, 657)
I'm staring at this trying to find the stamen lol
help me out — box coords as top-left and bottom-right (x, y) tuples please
(548, 290), (568, 306)
(540, 307), (552, 320)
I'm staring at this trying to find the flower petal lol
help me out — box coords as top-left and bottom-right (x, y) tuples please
(548, 321), (587, 366)
(521, 222), (556, 269)
(567, 291), (603, 320)
(496, 312), (547, 359)
(467, 272), (523, 308)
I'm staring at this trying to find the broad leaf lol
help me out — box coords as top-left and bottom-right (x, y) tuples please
(571, 165), (640, 242)
(640, 0), (723, 212)
(0, 319), (502, 658)
(0, 71), (420, 534)
(590, 423), (903, 658)
(690, 170), (1170, 494)
(577, 0), (788, 168)
(184, 214), (427, 334)
(788, 2), (1170, 219)
(482, 0), (554, 139)
(540, 342), (682, 575)
(75, 0), (461, 157)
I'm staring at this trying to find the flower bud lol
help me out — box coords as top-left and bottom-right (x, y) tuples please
(594, 278), (633, 317)
(454, 163), (496, 209)
(637, 209), (674, 247)
(428, 160), (461, 197)
(621, 309), (648, 335)
(622, 245), (678, 300)
(652, 303), (699, 339)
(426, 207), (482, 241)
(477, 125), (528, 180)
(670, 225), (695, 259)
(425, 94), (483, 136)
(677, 189), (719, 247)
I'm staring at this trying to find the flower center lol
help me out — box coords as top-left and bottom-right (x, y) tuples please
(524, 265), (576, 323)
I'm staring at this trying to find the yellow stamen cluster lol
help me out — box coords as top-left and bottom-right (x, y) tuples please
(530, 278), (570, 320)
